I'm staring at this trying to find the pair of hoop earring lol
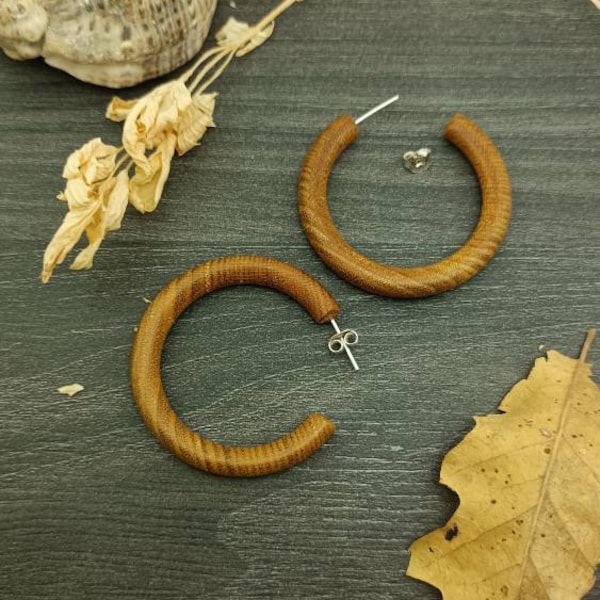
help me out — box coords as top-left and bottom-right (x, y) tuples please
(130, 99), (512, 478)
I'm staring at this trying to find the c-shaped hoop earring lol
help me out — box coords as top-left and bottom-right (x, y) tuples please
(130, 255), (358, 478)
(298, 105), (512, 298)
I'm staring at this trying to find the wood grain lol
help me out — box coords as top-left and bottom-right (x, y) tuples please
(131, 255), (338, 477)
(298, 113), (512, 297)
(0, 0), (599, 598)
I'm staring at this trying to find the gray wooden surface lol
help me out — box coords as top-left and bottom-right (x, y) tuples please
(1, 1), (599, 598)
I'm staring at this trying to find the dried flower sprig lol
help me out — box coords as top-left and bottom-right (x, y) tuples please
(42, 0), (304, 284)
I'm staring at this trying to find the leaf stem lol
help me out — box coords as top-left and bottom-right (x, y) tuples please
(580, 329), (597, 360)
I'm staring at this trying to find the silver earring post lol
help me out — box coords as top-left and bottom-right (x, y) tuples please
(355, 95), (399, 125)
(328, 320), (359, 371)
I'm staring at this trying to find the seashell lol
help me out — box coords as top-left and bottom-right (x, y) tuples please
(0, 0), (218, 88)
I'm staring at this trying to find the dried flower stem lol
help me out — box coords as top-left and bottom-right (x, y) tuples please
(190, 50), (236, 95)
(187, 0), (302, 93)
(42, 0), (304, 283)
(114, 150), (129, 171)
(245, 0), (301, 39)
(179, 45), (225, 85)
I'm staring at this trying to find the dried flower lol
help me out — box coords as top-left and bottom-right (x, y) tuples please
(121, 81), (192, 175)
(42, 0), (304, 283)
(62, 138), (118, 184)
(42, 140), (128, 282)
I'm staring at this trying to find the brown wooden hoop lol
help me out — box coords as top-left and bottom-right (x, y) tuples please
(130, 255), (340, 478)
(298, 113), (512, 298)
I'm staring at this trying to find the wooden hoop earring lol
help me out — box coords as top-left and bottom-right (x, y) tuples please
(130, 255), (358, 478)
(298, 110), (512, 298)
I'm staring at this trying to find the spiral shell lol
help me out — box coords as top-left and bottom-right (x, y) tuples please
(0, 0), (218, 88)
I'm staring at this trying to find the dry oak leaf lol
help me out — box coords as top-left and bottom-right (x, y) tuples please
(407, 331), (600, 600)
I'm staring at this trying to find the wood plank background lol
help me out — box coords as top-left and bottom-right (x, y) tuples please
(1, 0), (599, 598)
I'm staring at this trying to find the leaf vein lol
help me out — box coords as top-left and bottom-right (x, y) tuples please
(547, 496), (596, 569)
(515, 333), (595, 593)
(563, 438), (600, 490)
(526, 557), (552, 600)
(449, 440), (549, 477)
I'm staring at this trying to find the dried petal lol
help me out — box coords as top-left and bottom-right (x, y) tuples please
(123, 81), (192, 175)
(129, 134), (177, 214)
(216, 17), (251, 45)
(176, 93), (217, 156)
(106, 96), (138, 122)
(63, 138), (118, 184)
(63, 177), (101, 210)
(147, 82), (192, 143)
(70, 171), (130, 271)
(104, 170), (130, 232)
(69, 209), (110, 273)
(68, 237), (101, 272)
(57, 384), (85, 397)
(216, 17), (275, 57)
(42, 191), (100, 283)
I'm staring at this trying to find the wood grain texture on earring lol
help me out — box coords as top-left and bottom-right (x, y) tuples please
(130, 255), (340, 478)
(298, 113), (512, 298)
